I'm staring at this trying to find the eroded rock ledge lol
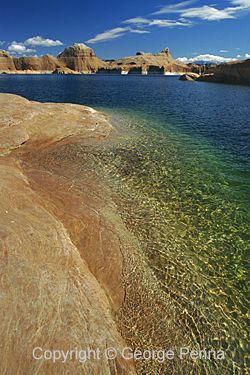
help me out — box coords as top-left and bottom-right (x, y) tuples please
(0, 94), (137, 374)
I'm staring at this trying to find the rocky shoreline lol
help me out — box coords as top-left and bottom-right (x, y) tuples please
(0, 94), (197, 375)
(0, 94), (138, 374)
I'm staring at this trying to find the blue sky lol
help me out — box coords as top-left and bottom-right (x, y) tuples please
(1, 0), (250, 62)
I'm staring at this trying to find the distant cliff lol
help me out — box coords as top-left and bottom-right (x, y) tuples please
(198, 59), (250, 85)
(14, 54), (63, 71)
(0, 50), (16, 71)
(0, 44), (106, 74)
(101, 48), (192, 74)
(0, 45), (192, 75)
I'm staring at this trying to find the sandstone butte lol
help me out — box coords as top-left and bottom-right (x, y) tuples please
(0, 93), (199, 375)
(0, 43), (195, 75)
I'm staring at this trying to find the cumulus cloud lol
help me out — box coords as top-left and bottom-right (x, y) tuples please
(245, 53), (250, 58)
(177, 54), (238, 63)
(25, 36), (63, 47)
(8, 41), (36, 54)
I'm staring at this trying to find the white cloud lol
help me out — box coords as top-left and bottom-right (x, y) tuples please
(152, 0), (250, 21)
(245, 53), (250, 58)
(231, 0), (250, 5)
(129, 29), (150, 34)
(153, 0), (197, 15)
(86, 26), (151, 44)
(123, 17), (192, 27)
(8, 41), (36, 54)
(25, 36), (63, 47)
(86, 27), (129, 43)
(219, 50), (229, 53)
(177, 54), (238, 63)
(178, 6), (235, 20)
(86, 0), (250, 45)
(123, 17), (151, 25)
(150, 19), (192, 27)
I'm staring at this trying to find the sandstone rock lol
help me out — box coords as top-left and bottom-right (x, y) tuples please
(13, 54), (63, 72)
(108, 48), (191, 74)
(1, 45), (193, 75)
(0, 93), (137, 374)
(52, 67), (80, 74)
(0, 94), (113, 155)
(179, 72), (200, 81)
(58, 43), (106, 73)
(0, 50), (16, 71)
(198, 59), (250, 85)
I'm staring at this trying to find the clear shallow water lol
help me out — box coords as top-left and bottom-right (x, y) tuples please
(0, 75), (249, 373)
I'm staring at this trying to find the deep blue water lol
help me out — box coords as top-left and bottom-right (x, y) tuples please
(0, 74), (249, 160)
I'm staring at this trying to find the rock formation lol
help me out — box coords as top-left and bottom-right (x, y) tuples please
(57, 43), (107, 73)
(179, 72), (200, 81)
(52, 67), (81, 74)
(0, 93), (137, 374)
(102, 47), (192, 75)
(198, 59), (250, 85)
(0, 50), (16, 71)
(0, 93), (222, 374)
(14, 54), (63, 71)
(0, 45), (193, 75)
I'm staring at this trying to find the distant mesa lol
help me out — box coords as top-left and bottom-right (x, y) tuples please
(0, 44), (192, 75)
(101, 47), (192, 75)
(1, 43), (249, 83)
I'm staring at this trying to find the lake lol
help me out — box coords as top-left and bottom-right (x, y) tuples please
(0, 74), (249, 373)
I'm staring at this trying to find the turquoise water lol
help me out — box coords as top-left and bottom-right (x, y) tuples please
(0, 75), (249, 372)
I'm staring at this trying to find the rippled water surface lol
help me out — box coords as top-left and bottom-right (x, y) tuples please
(0, 75), (249, 373)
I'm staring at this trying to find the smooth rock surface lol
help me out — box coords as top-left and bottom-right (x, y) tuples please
(0, 94), (137, 375)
